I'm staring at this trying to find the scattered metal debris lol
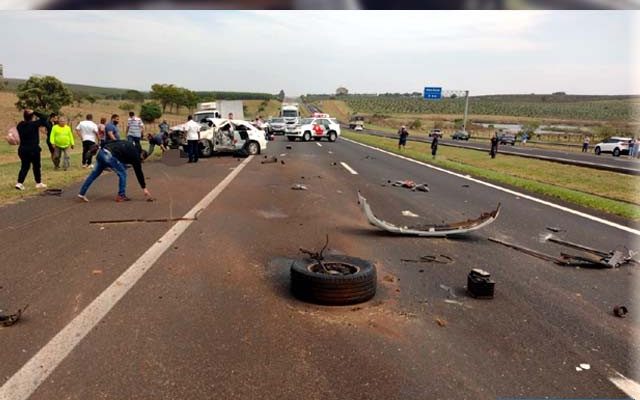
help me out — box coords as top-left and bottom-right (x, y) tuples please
(391, 180), (430, 192)
(358, 191), (500, 237)
(299, 234), (331, 274)
(402, 255), (453, 264)
(467, 269), (495, 299)
(461, 184), (470, 188)
(281, 160), (285, 165)
(489, 237), (560, 263)
(42, 188), (63, 196)
(0, 305), (28, 327)
(576, 363), (591, 372)
(401, 210), (419, 218)
(261, 156), (278, 164)
(286, 145), (292, 150)
(491, 235), (636, 269)
(279, 153), (287, 157)
(90, 216), (198, 224)
(444, 299), (464, 306)
(613, 305), (628, 318)
(363, 155), (376, 160)
(439, 284), (457, 298)
(291, 184), (308, 191)
(435, 318), (447, 327)
(546, 226), (565, 233)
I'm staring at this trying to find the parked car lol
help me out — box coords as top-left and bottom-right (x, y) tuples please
(594, 136), (632, 156)
(293, 117), (341, 142)
(169, 118), (267, 157)
(267, 117), (286, 135)
(498, 133), (516, 145)
(452, 130), (470, 140)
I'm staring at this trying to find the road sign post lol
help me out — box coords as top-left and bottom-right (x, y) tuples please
(423, 87), (442, 100)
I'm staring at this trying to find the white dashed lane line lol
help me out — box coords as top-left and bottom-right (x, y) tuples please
(340, 161), (359, 175)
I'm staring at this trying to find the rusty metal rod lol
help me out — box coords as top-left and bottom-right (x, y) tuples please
(488, 237), (563, 264)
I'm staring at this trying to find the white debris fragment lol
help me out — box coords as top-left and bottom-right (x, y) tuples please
(579, 363), (591, 370)
(401, 210), (419, 218)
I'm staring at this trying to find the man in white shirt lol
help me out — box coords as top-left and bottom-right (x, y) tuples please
(183, 115), (201, 163)
(75, 114), (99, 168)
(126, 111), (144, 154)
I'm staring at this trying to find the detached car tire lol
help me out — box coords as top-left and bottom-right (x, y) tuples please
(290, 255), (377, 305)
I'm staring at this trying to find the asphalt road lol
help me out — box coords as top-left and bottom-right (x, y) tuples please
(353, 126), (640, 175)
(0, 136), (638, 399)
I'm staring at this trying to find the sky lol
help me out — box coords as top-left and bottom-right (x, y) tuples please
(0, 10), (637, 96)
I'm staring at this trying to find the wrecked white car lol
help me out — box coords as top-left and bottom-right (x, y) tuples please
(169, 118), (267, 157)
(357, 191), (500, 237)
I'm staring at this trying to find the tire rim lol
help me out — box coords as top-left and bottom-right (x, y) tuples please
(248, 142), (259, 155)
(304, 133), (311, 141)
(307, 261), (360, 276)
(330, 133), (336, 141)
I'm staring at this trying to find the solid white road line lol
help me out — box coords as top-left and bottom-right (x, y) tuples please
(0, 156), (254, 400)
(340, 161), (359, 175)
(342, 137), (640, 236)
(316, 142), (323, 147)
(610, 374), (640, 399)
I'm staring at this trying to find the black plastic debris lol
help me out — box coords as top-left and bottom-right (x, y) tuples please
(467, 269), (495, 299)
(286, 145), (292, 150)
(613, 305), (628, 318)
(261, 157), (278, 164)
(42, 188), (63, 196)
(0, 305), (28, 327)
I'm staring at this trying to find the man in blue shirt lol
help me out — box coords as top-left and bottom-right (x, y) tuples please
(103, 114), (121, 146)
(146, 131), (168, 156)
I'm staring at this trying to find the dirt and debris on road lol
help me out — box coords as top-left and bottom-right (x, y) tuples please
(401, 255), (453, 264)
(291, 184), (308, 191)
(391, 180), (430, 192)
(0, 305), (28, 327)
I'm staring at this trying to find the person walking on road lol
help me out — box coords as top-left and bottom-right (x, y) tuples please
(44, 112), (58, 164)
(77, 140), (152, 202)
(126, 111), (144, 153)
(14, 109), (49, 190)
(184, 115), (201, 163)
(398, 125), (409, 151)
(582, 136), (590, 153)
(104, 114), (121, 145)
(629, 138), (637, 158)
(75, 114), (99, 168)
(50, 116), (74, 171)
(430, 134), (439, 159)
(490, 132), (499, 159)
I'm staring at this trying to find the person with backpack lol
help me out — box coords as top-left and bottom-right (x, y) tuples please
(14, 109), (49, 190)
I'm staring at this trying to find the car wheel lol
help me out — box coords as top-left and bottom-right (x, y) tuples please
(199, 140), (213, 157)
(303, 132), (311, 142)
(290, 255), (377, 306)
(613, 148), (621, 157)
(246, 141), (260, 155)
(595, 146), (601, 155)
(328, 131), (337, 142)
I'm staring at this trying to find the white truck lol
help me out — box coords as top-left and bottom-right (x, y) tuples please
(194, 100), (245, 123)
(280, 103), (300, 137)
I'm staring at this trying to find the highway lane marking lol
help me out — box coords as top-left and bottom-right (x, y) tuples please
(0, 156), (254, 400)
(609, 373), (640, 399)
(342, 137), (640, 236)
(340, 161), (359, 175)
(316, 142), (323, 147)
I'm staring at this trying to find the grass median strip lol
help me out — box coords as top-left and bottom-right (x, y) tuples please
(343, 131), (640, 221)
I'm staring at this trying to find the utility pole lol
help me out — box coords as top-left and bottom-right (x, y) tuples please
(462, 90), (470, 132)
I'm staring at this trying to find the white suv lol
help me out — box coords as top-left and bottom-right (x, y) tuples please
(594, 136), (631, 157)
(289, 117), (341, 142)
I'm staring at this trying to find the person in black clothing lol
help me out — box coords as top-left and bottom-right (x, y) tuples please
(490, 132), (499, 159)
(15, 109), (48, 191)
(398, 125), (409, 150)
(77, 140), (152, 202)
(431, 135), (439, 158)
(43, 112), (58, 163)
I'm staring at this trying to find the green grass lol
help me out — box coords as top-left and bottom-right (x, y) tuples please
(342, 131), (640, 220)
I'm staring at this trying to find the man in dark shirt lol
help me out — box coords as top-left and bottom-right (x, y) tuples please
(103, 114), (121, 146)
(77, 140), (152, 202)
(43, 112), (58, 162)
(15, 109), (48, 190)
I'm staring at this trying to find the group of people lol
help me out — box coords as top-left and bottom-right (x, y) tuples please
(627, 138), (640, 158)
(397, 125), (502, 159)
(13, 109), (171, 201)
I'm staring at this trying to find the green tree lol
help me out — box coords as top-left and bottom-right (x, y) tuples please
(278, 90), (285, 101)
(86, 95), (96, 104)
(15, 75), (73, 114)
(140, 102), (163, 123)
(150, 83), (176, 112)
(124, 89), (145, 103)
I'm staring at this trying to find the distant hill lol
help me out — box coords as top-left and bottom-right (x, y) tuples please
(4, 78), (278, 101)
